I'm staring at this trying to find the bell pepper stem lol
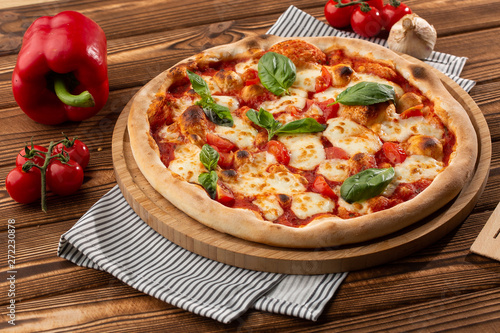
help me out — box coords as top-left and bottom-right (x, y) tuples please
(54, 76), (95, 108)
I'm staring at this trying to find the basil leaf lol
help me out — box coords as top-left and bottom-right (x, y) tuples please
(186, 70), (211, 100)
(198, 170), (218, 199)
(246, 108), (282, 140)
(258, 52), (296, 96)
(275, 118), (326, 136)
(199, 144), (219, 171)
(334, 82), (396, 106)
(340, 167), (395, 204)
(199, 101), (234, 127)
(246, 108), (326, 140)
(187, 70), (234, 127)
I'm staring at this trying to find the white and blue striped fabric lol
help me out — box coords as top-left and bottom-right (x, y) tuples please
(58, 6), (475, 324)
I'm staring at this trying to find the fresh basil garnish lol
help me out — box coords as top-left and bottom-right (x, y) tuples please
(198, 170), (218, 199)
(246, 108), (326, 140)
(331, 82), (396, 106)
(277, 118), (327, 135)
(200, 144), (219, 171)
(186, 70), (233, 127)
(340, 167), (395, 204)
(198, 144), (220, 199)
(258, 52), (296, 96)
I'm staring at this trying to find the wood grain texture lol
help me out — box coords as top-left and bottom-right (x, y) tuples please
(0, 0), (500, 331)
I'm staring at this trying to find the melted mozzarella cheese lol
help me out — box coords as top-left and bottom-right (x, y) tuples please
(168, 144), (205, 183)
(313, 86), (344, 102)
(235, 58), (258, 74)
(213, 95), (240, 112)
(293, 66), (322, 92)
(214, 115), (258, 149)
(394, 155), (444, 183)
(291, 192), (335, 219)
(224, 152), (274, 196)
(337, 196), (371, 215)
(355, 73), (404, 97)
(278, 133), (325, 170)
(202, 76), (221, 94)
(252, 195), (284, 221)
(317, 159), (350, 182)
(260, 95), (307, 114)
(377, 116), (445, 142)
(323, 118), (382, 156)
(263, 166), (307, 195)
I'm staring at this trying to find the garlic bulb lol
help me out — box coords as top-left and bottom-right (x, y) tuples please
(387, 14), (437, 60)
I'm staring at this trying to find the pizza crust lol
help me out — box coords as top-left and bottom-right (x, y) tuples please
(128, 35), (478, 248)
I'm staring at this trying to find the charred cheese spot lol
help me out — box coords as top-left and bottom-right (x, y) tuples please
(269, 39), (327, 68)
(178, 105), (208, 145)
(277, 194), (292, 206)
(348, 153), (377, 175)
(406, 135), (444, 161)
(213, 69), (244, 93)
(396, 92), (423, 114)
(234, 150), (252, 168)
(241, 84), (266, 103)
(219, 169), (238, 182)
(355, 62), (397, 81)
(330, 64), (354, 87)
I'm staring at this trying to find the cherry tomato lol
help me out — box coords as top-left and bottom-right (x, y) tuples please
(46, 159), (84, 196)
(216, 183), (235, 207)
(53, 139), (90, 169)
(325, 146), (350, 160)
(382, 142), (407, 165)
(6, 166), (42, 204)
(365, 0), (384, 10)
(315, 66), (332, 93)
(206, 133), (236, 153)
(266, 140), (290, 165)
(16, 145), (47, 168)
(311, 175), (338, 200)
(242, 69), (260, 86)
(400, 104), (424, 119)
(351, 5), (383, 38)
(212, 147), (234, 169)
(316, 98), (340, 120)
(381, 0), (412, 31)
(324, 0), (355, 29)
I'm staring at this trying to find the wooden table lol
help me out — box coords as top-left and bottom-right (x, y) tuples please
(1, 0), (499, 331)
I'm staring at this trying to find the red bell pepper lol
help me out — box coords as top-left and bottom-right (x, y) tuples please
(12, 11), (108, 125)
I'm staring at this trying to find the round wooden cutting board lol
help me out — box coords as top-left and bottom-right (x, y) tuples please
(112, 60), (491, 274)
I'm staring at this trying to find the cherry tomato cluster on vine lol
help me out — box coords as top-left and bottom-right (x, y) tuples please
(5, 135), (90, 211)
(324, 0), (412, 38)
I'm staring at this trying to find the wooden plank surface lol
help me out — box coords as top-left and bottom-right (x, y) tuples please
(1, 0), (500, 331)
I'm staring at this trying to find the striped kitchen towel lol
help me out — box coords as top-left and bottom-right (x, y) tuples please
(58, 185), (347, 323)
(58, 6), (475, 324)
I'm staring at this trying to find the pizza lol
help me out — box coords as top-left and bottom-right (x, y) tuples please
(128, 35), (477, 248)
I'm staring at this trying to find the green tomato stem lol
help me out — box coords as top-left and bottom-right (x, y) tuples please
(335, 0), (371, 8)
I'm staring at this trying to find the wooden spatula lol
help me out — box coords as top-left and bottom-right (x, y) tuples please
(471, 202), (500, 261)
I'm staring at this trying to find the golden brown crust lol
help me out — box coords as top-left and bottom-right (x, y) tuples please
(128, 35), (478, 248)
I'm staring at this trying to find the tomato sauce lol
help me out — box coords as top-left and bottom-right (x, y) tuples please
(147, 46), (456, 227)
